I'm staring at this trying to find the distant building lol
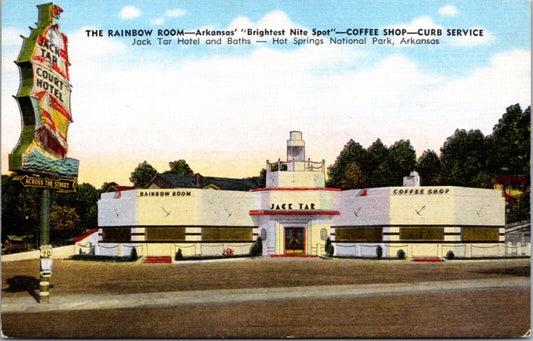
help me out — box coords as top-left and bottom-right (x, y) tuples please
(146, 173), (261, 192)
(493, 175), (529, 205)
(95, 131), (522, 260)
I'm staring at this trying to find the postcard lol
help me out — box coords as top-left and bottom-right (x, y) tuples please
(1, 0), (530, 338)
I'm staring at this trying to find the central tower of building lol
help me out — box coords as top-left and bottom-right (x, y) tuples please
(252, 131), (339, 256)
(265, 131), (326, 188)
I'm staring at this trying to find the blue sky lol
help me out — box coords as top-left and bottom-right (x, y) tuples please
(2, 0), (531, 186)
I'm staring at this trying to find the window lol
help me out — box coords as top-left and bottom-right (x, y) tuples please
(102, 228), (131, 242)
(400, 227), (443, 241)
(146, 227), (185, 241)
(335, 227), (382, 242)
(462, 227), (499, 242)
(203, 228), (252, 242)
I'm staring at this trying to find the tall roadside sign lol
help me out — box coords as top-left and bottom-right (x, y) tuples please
(8, 3), (78, 303)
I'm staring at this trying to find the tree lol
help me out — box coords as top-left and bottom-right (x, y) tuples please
(166, 159), (193, 175)
(367, 139), (390, 187)
(99, 181), (118, 194)
(440, 129), (488, 187)
(340, 161), (366, 190)
(416, 150), (443, 186)
(386, 140), (417, 186)
(2, 174), (41, 248)
(257, 168), (267, 188)
(487, 104), (530, 176)
(50, 204), (82, 246)
(53, 183), (99, 232)
(130, 161), (157, 188)
(327, 139), (368, 188)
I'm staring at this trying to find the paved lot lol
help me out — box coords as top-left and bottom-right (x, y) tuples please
(1, 258), (530, 338)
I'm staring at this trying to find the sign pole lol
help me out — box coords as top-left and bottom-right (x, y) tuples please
(39, 188), (52, 303)
(8, 3), (77, 304)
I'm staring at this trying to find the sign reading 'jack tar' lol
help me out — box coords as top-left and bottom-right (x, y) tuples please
(8, 3), (79, 179)
(14, 174), (76, 193)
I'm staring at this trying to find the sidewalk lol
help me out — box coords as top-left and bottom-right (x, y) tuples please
(2, 277), (529, 314)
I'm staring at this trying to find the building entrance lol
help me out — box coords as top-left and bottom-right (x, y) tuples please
(285, 227), (305, 254)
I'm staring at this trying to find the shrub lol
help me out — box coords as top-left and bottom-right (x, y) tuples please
(250, 237), (263, 257)
(397, 249), (406, 259)
(445, 251), (455, 260)
(376, 245), (383, 260)
(175, 248), (183, 261)
(129, 247), (138, 261)
(69, 254), (133, 262)
(325, 237), (334, 257)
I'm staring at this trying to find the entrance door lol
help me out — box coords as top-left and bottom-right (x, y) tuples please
(285, 227), (305, 254)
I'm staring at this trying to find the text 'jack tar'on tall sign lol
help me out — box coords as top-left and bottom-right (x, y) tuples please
(8, 2), (79, 187)
(8, 1), (79, 304)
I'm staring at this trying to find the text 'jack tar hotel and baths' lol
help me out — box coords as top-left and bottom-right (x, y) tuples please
(95, 131), (510, 260)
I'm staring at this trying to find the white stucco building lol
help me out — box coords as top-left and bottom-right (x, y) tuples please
(96, 131), (509, 260)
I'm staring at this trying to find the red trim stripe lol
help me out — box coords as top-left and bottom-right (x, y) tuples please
(252, 187), (341, 192)
(250, 210), (340, 216)
(270, 254), (318, 258)
(73, 228), (98, 244)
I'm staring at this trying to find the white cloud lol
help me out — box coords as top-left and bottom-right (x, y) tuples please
(68, 27), (127, 60)
(67, 47), (528, 173)
(419, 49), (530, 138)
(448, 28), (496, 46)
(385, 15), (444, 32)
(439, 5), (459, 16)
(119, 6), (141, 19)
(152, 18), (165, 25)
(165, 8), (187, 17)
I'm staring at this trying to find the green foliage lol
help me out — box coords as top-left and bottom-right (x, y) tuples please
(367, 139), (390, 187)
(50, 204), (82, 245)
(440, 129), (488, 187)
(175, 248), (183, 260)
(69, 254), (136, 262)
(386, 140), (417, 186)
(328, 138), (416, 189)
(129, 161), (157, 188)
(249, 237), (263, 256)
(270, 163), (288, 171)
(416, 150), (443, 186)
(397, 249), (406, 260)
(340, 162), (366, 190)
(2, 174), (41, 248)
(327, 139), (368, 188)
(325, 237), (334, 257)
(376, 245), (383, 260)
(2, 174), (100, 248)
(53, 183), (99, 232)
(487, 104), (530, 176)
(248, 169), (266, 188)
(99, 181), (118, 194)
(167, 159), (193, 175)
(129, 247), (138, 261)
(445, 251), (455, 260)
